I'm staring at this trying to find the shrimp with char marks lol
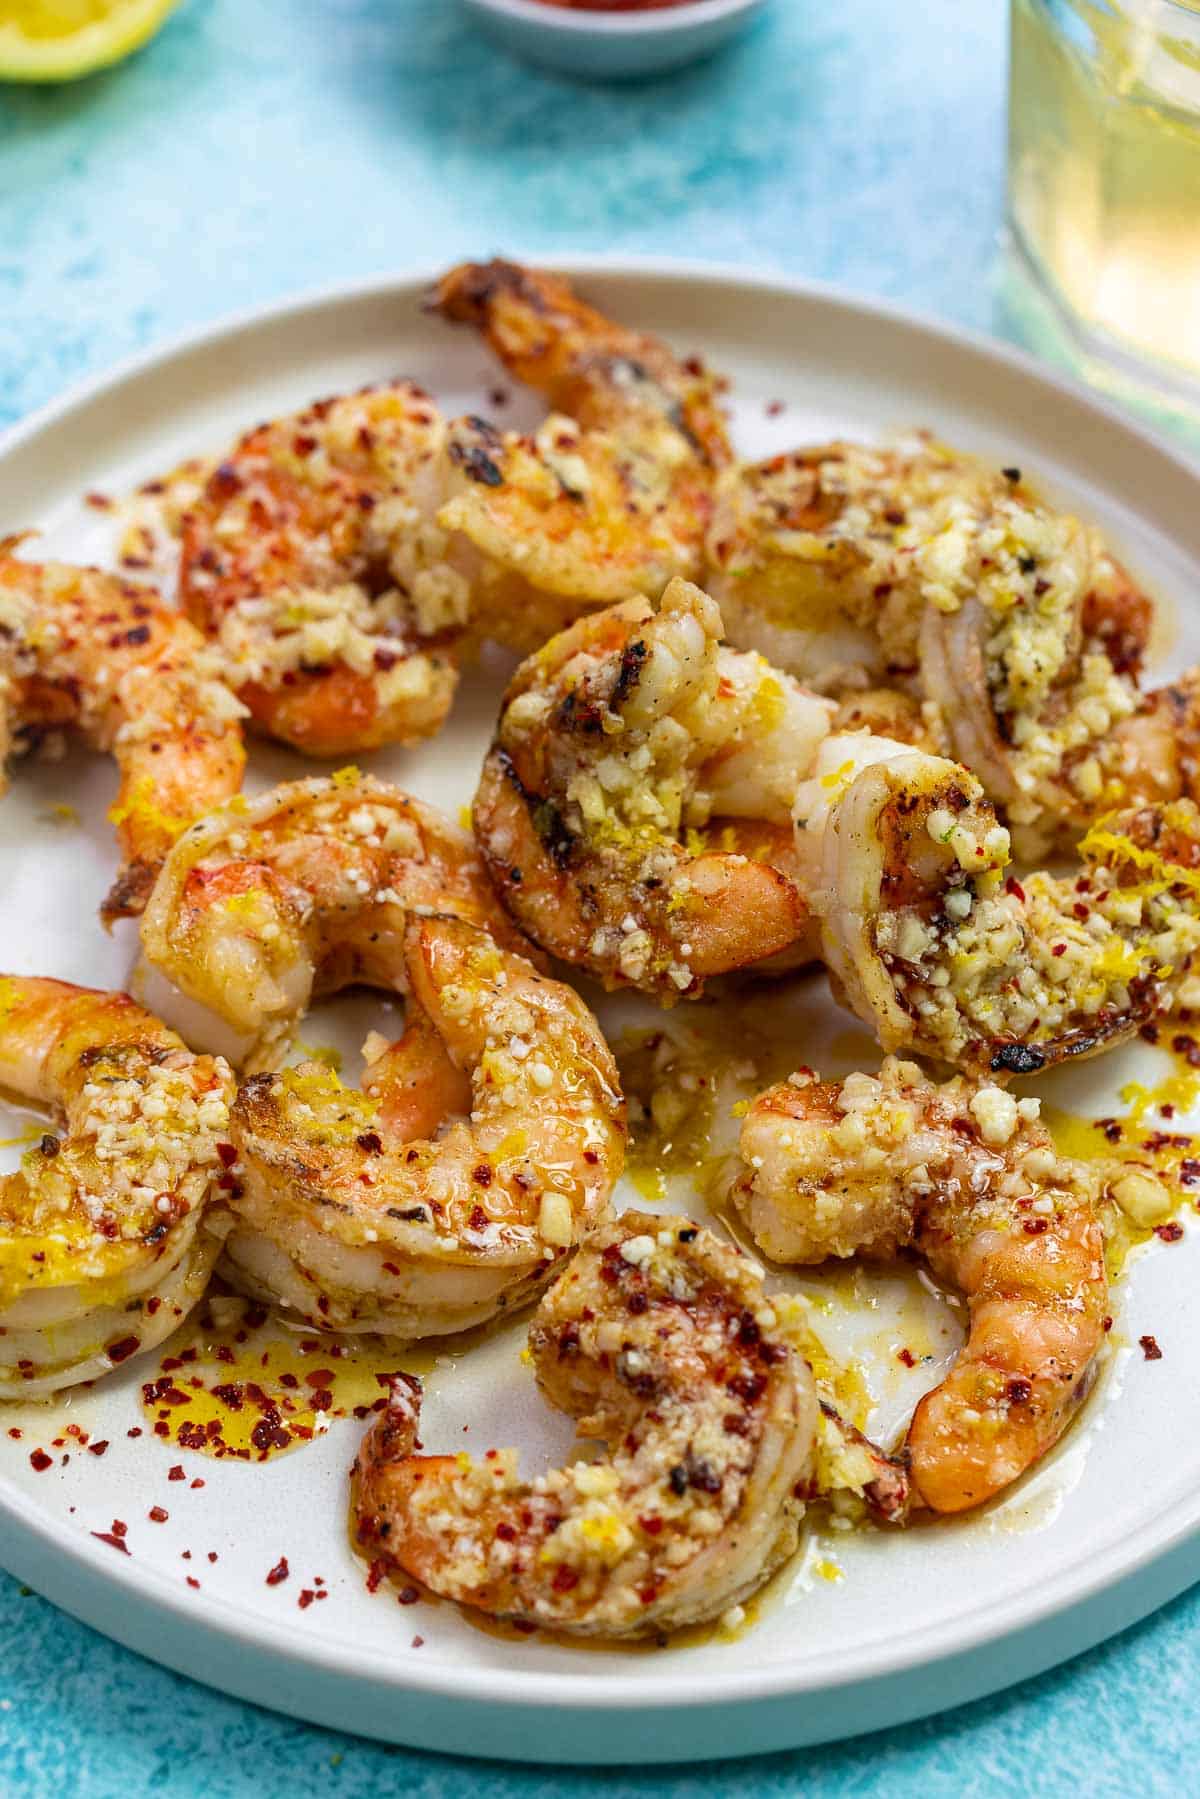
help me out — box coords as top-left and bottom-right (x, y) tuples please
(473, 579), (836, 998)
(140, 770), (532, 1071)
(0, 977), (234, 1397)
(178, 381), (464, 755)
(792, 732), (1200, 1076)
(226, 915), (625, 1337)
(427, 259), (732, 651)
(734, 1058), (1113, 1512)
(353, 1212), (816, 1636)
(0, 547), (246, 922)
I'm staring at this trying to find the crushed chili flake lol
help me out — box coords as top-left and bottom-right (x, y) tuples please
(148, 1507), (169, 1523)
(1155, 1222), (1184, 1242)
(168, 1465), (185, 1480)
(1140, 1335), (1163, 1361)
(896, 1347), (917, 1368)
(298, 1589), (316, 1610)
(29, 1449), (52, 1472)
(91, 1530), (130, 1555)
(87, 1440), (110, 1457)
(186, 1576), (200, 1590)
(266, 1557), (290, 1586)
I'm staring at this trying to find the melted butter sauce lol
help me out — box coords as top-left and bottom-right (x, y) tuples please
(137, 1293), (506, 1464)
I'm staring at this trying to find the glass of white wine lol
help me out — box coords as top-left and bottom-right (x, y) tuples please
(1007, 0), (1200, 427)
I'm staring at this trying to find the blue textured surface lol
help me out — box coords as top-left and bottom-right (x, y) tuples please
(0, 2), (1193, 1792)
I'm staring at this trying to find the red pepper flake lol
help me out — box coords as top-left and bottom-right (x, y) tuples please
(85, 490), (114, 510)
(1140, 1335), (1163, 1361)
(148, 1507), (169, 1523)
(207, 1552), (218, 1563)
(29, 1449), (52, 1472)
(87, 1440), (110, 1457)
(105, 1335), (141, 1364)
(191, 1478), (205, 1489)
(896, 1347), (917, 1368)
(1102, 1315), (1113, 1332)
(765, 399), (785, 418)
(6, 1428), (20, 1440)
(1005, 876), (1026, 903)
(411, 1636), (424, 1649)
(186, 1576), (200, 1590)
(91, 1528), (130, 1555)
(397, 1585), (420, 1606)
(1155, 1221), (1184, 1242)
(168, 1465), (185, 1481)
(266, 1557), (290, 1586)
(298, 1589), (316, 1610)
(551, 1566), (579, 1594)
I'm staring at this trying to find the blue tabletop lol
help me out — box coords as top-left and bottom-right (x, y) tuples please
(0, 2), (1194, 1792)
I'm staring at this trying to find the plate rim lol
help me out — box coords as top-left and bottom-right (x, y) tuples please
(3, 254), (1200, 1726)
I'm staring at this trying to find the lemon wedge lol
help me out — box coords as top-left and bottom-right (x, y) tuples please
(0, 0), (178, 82)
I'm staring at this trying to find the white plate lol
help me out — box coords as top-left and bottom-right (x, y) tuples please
(2, 264), (1200, 1766)
(460, 0), (767, 81)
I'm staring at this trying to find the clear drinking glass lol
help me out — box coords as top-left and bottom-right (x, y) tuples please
(1006, 0), (1200, 431)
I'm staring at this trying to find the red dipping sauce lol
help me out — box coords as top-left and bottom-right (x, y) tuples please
(529, 2), (698, 11)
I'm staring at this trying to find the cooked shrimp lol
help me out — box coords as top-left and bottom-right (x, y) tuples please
(734, 1058), (1109, 1512)
(793, 732), (1200, 1075)
(140, 770), (532, 1070)
(707, 437), (1147, 693)
(427, 260), (731, 650)
(0, 547), (246, 922)
(708, 439), (1154, 853)
(225, 915), (625, 1337)
(0, 977), (234, 1397)
(178, 381), (464, 755)
(473, 579), (834, 998)
(353, 1211), (816, 1636)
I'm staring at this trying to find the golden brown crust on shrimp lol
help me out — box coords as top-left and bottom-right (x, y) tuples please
(431, 259), (732, 468)
(353, 1212), (816, 1636)
(428, 261), (732, 649)
(141, 771), (534, 1070)
(794, 734), (1200, 1076)
(473, 581), (831, 998)
(0, 976), (234, 1396)
(224, 916), (625, 1338)
(0, 547), (246, 922)
(178, 381), (463, 755)
(734, 1059), (1109, 1512)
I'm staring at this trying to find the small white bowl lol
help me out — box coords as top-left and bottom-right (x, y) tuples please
(461, 0), (767, 80)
